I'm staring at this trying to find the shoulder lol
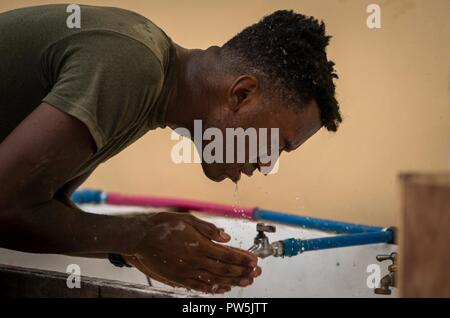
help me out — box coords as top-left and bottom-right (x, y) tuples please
(43, 30), (172, 149)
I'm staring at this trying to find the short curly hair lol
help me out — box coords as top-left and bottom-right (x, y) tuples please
(222, 10), (342, 131)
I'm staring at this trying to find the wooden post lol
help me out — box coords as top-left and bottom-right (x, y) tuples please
(400, 172), (450, 297)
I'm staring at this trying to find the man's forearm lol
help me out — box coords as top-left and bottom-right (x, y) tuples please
(0, 199), (148, 256)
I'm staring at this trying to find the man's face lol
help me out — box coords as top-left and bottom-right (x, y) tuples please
(199, 94), (322, 183)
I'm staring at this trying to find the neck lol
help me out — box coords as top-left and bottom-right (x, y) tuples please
(164, 44), (220, 133)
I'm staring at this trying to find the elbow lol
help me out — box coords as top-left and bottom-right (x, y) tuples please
(0, 189), (32, 224)
(0, 192), (46, 252)
(0, 195), (20, 250)
(0, 184), (53, 214)
(0, 194), (16, 227)
(0, 182), (18, 215)
(0, 194), (12, 218)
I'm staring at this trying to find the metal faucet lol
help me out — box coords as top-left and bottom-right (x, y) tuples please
(248, 223), (284, 258)
(374, 252), (398, 295)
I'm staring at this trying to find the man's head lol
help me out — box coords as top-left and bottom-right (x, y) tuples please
(194, 10), (342, 182)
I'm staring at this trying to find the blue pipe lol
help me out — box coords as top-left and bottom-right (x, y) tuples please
(282, 229), (395, 257)
(254, 209), (384, 234)
(71, 189), (106, 204)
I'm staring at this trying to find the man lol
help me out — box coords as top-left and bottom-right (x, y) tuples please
(0, 5), (341, 293)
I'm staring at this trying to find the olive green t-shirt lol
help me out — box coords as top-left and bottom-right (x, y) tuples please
(0, 4), (175, 178)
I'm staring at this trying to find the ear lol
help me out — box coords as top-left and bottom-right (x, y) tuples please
(227, 75), (259, 112)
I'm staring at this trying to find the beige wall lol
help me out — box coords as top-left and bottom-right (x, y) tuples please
(2, 0), (449, 226)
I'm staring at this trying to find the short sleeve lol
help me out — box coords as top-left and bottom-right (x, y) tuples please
(41, 31), (164, 151)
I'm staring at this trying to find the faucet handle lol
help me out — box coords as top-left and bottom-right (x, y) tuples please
(376, 252), (397, 264)
(249, 223), (280, 259)
(256, 223), (276, 233)
(374, 252), (398, 295)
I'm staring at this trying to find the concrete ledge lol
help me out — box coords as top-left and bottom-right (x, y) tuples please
(0, 264), (190, 298)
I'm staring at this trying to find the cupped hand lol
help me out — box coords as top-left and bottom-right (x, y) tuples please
(124, 212), (261, 294)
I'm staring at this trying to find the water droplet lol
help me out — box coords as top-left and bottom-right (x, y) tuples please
(232, 183), (241, 215)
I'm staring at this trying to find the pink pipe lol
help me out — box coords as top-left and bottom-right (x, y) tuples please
(106, 193), (256, 220)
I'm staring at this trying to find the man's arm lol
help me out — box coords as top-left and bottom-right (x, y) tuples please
(56, 170), (111, 259)
(0, 103), (143, 254)
(55, 170), (94, 208)
(0, 102), (260, 293)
